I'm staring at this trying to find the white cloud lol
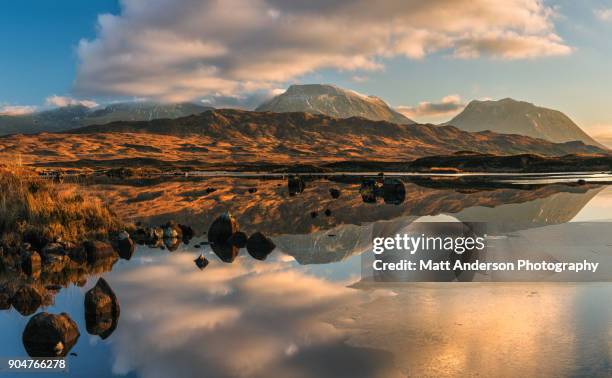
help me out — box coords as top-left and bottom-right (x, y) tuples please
(0, 105), (37, 116)
(595, 8), (612, 21)
(45, 95), (98, 108)
(397, 94), (466, 119)
(75, 0), (572, 102)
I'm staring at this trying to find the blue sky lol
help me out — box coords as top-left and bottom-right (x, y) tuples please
(1, 0), (611, 139)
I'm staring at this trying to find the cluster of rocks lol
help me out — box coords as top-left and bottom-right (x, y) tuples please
(359, 178), (406, 205)
(0, 229), (135, 317)
(202, 212), (276, 266)
(130, 221), (194, 252)
(21, 277), (120, 357)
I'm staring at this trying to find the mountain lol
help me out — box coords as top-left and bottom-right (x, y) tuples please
(255, 84), (413, 124)
(2, 109), (605, 168)
(446, 98), (605, 148)
(0, 102), (213, 136)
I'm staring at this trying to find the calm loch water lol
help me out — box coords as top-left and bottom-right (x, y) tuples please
(1, 175), (611, 377)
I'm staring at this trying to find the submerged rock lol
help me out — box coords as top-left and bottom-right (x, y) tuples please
(194, 254), (209, 270)
(23, 312), (80, 357)
(179, 224), (195, 240)
(208, 213), (239, 246)
(116, 237), (135, 260)
(246, 232), (276, 261)
(12, 285), (43, 316)
(84, 278), (120, 340)
(83, 241), (117, 265)
(288, 176), (305, 196)
(382, 178), (406, 205)
(329, 188), (341, 199)
(211, 243), (240, 263)
(228, 232), (248, 248)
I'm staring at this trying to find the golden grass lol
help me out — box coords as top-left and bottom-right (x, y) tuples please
(0, 165), (123, 248)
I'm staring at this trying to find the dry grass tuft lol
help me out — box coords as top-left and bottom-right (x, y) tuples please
(0, 165), (123, 248)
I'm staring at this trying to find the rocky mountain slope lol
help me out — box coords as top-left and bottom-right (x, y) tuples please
(446, 98), (604, 148)
(256, 84), (413, 124)
(0, 102), (213, 135)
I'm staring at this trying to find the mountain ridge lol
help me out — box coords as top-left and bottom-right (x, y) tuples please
(0, 102), (214, 136)
(446, 98), (604, 148)
(255, 84), (413, 124)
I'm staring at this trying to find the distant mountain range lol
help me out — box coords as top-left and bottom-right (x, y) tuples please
(0, 102), (213, 136)
(446, 98), (604, 148)
(255, 84), (414, 124)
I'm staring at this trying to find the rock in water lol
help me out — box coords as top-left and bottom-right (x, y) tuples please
(211, 243), (240, 263)
(228, 232), (248, 248)
(329, 188), (341, 199)
(194, 254), (209, 270)
(382, 178), (406, 205)
(288, 176), (305, 196)
(208, 213), (239, 245)
(246, 232), (276, 261)
(117, 237), (135, 260)
(84, 278), (120, 340)
(83, 241), (117, 265)
(179, 224), (195, 240)
(22, 312), (80, 357)
(11, 285), (43, 316)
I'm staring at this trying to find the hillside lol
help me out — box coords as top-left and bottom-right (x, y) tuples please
(447, 98), (604, 148)
(256, 84), (413, 124)
(0, 109), (606, 169)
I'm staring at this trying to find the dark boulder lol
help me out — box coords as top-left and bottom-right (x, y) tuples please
(382, 178), (406, 205)
(116, 237), (135, 260)
(12, 285), (43, 316)
(194, 254), (209, 270)
(23, 312), (80, 357)
(83, 241), (117, 265)
(288, 176), (305, 196)
(208, 213), (239, 245)
(228, 232), (248, 248)
(178, 224), (195, 240)
(329, 188), (341, 199)
(247, 188), (257, 194)
(21, 251), (41, 277)
(84, 278), (120, 340)
(246, 232), (276, 261)
(324, 209), (332, 217)
(211, 243), (239, 263)
(68, 246), (87, 265)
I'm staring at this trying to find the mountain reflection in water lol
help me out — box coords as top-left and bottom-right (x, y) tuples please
(0, 177), (610, 377)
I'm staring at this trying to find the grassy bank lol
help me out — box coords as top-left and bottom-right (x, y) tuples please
(0, 165), (123, 249)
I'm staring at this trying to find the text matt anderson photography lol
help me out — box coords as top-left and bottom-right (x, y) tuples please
(0, 1), (611, 377)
